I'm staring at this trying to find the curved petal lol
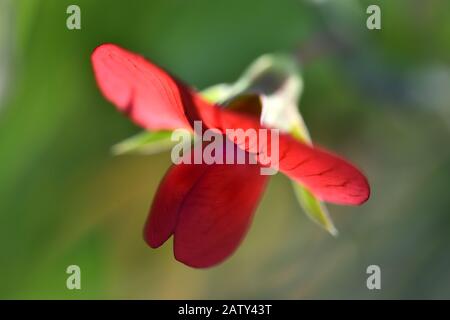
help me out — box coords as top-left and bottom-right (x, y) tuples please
(144, 144), (268, 268)
(91, 43), (193, 130)
(144, 163), (206, 248)
(276, 134), (370, 205)
(214, 109), (370, 205)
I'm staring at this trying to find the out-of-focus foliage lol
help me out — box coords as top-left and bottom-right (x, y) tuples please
(1, 0), (450, 299)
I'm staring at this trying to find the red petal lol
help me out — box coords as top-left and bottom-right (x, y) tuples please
(277, 134), (370, 205)
(144, 163), (206, 248)
(91, 44), (258, 134)
(91, 44), (193, 130)
(173, 163), (268, 268)
(144, 147), (268, 268)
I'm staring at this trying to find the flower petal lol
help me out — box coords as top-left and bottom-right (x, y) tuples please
(144, 162), (206, 248)
(91, 44), (192, 130)
(173, 162), (268, 268)
(144, 143), (268, 268)
(276, 134), (370, 205)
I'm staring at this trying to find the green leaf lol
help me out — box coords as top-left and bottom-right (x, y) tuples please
(293, 185), (338, 236)
(286, 108), (337, 236)
(291, 120), (338, 236)
(111, 131), (177, 155)
(200, 84), (233, 104)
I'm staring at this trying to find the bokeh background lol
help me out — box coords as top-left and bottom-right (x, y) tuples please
(1, 0), (450, 299)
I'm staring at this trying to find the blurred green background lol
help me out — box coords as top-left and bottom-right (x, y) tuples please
(1, 0), (450, 299)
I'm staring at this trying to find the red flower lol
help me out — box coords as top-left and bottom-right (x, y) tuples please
(91, 44), (370, 268)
